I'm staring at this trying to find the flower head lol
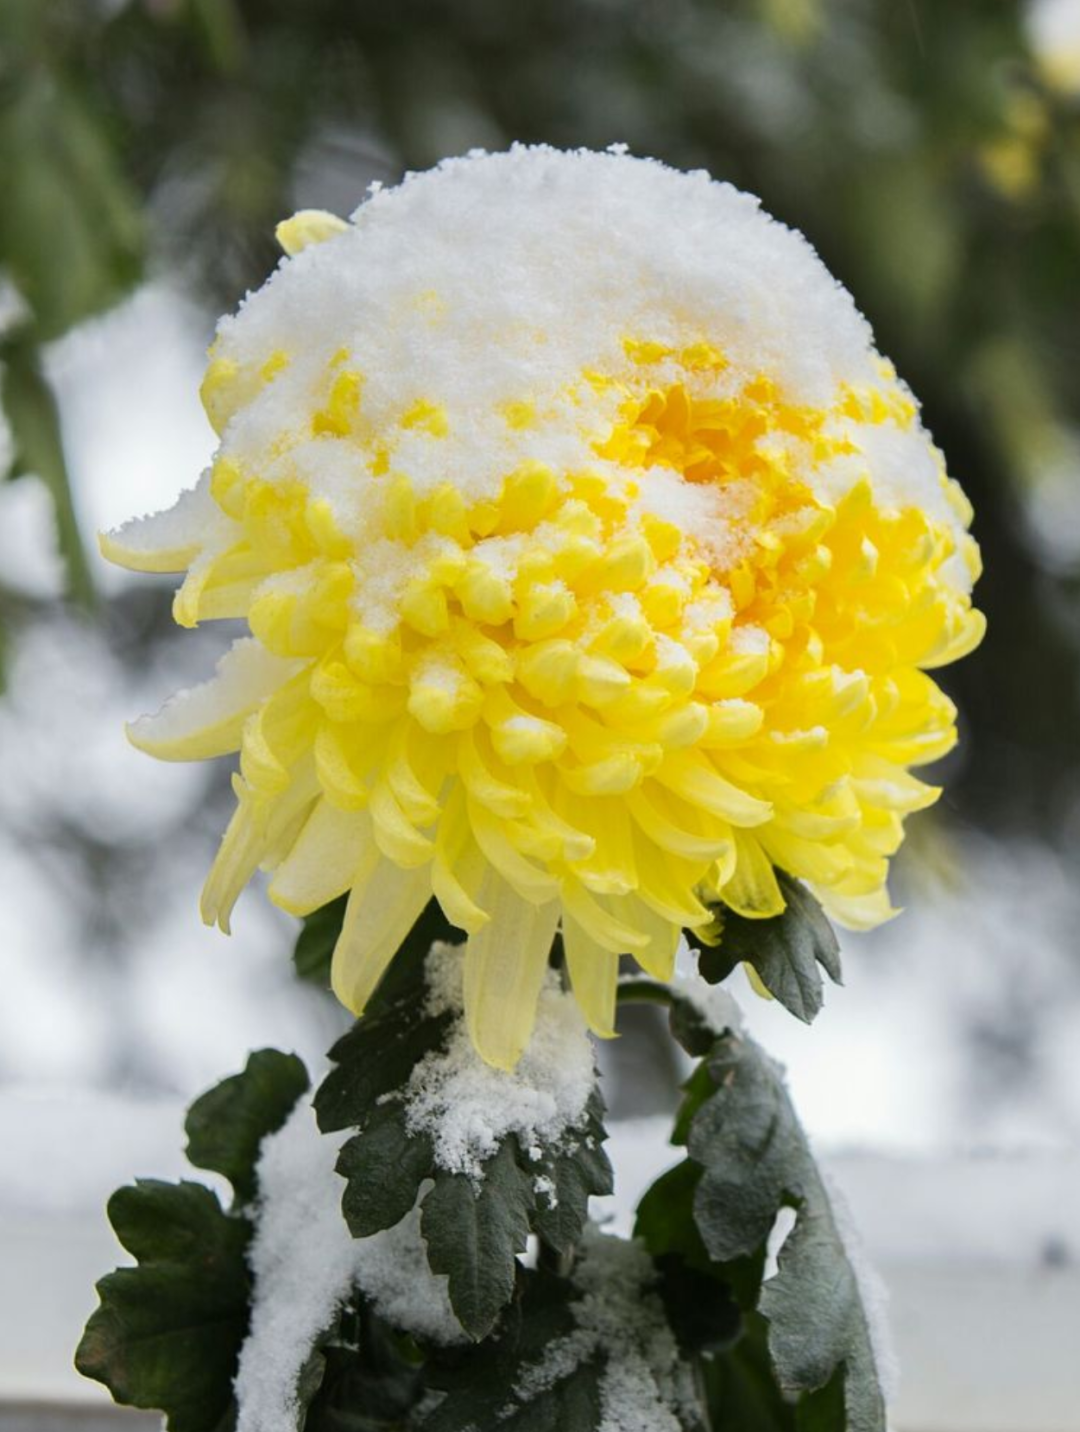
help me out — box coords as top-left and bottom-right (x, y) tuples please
(106, 147), (983, 1068)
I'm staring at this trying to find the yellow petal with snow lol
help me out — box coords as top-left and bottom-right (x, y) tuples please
(275, 209), (349, 256)
(99, 474), (220, 573)
(128, 639), (300, 761)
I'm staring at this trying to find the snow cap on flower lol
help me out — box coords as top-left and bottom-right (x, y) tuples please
(105, 146), (983, 1069)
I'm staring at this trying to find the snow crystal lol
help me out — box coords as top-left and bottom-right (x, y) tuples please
(515, 1225), (695, 1432)
(404, 943), (597, 1181)
(236, 1098), (463, 1432)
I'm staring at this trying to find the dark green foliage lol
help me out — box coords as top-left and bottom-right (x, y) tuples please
(633, 981), (887, 1432)
(77, 1053), (311, 1429)
(75, 1180), (250, 1432)
(419, 1268), (603, 1432)
(314, 947), (612, 1341)
(421, 1140), (537, 1341)
(301, 1307), (425, 1432)
(294, 895), (348, 985)
(185, 1048), (310, 1205)
(692, 873), (842, 1024)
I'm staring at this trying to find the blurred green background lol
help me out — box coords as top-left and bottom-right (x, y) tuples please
(2, 0), (1078, 840)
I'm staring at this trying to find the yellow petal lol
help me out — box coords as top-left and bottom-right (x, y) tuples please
(330, 859), (432, 1013)
(275, 209), (349, 256)
(463, 876), (560, 1070)
(268, 803), (378, 917)
(563, 916), (619, 1038)
(99, 474), (219, 574)
(128, 639), (300, 761)
(721, 832), (785, 919)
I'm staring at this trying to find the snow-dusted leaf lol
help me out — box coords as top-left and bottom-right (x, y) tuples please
(420, 1267), (600, 1432)
(631, 981), (884, 1430)
(694, 873), (842, 1024)
(421, 1139), (536, 1340)
(687, 1033), (884, 1430)
(315, 948), (612, 1341)
(185, 1048), (310, 1205)
(763, 1211), (881, 1432)
(75, 1180), (250, 1432)
(335, 1101), (436, 1238)
(532, 1089), (613, 1254)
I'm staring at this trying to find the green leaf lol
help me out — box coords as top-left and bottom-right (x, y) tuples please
(763, 1210), (882, 1432)
(336, 1100), (435, 1238)
(701, 1312), (798, 1432)
(421, 1139), (536, 1340)
(0, 69), (142, 341)
(75, 1180), (250, 1432)
(685, 1032), (885, 1430)
(185, 1048), (310, 1206)
(421, 1267), (602, 1432)
(695, 873), (842, 1024)
(0, 342), (93, 605)
(314, 1006), (452, 1137)
(532, 1089), (613, 1254)
(302, 1315), (424, 1432)
(316, 950), (611, 1340)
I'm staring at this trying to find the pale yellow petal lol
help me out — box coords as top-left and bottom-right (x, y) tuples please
(330, 860), (432, 1013)
(563, 916), (619, 1038)
(464, 876), (559, 1070)
(128, 639), (300, 761)
(268, 804), (378, 916)
(275, 209), (349, 256)
(721, 831), (786, 919)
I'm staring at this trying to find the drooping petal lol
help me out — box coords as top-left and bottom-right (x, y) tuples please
(463, 875), (560, 1070)
(563, 916), (619, 1038)
(99, 472), (224, 573)
(128, 638), (301, 761)
(330, 859), (433, 1014)
(268, 803), (378, 916)
(721, 831), (786, 919)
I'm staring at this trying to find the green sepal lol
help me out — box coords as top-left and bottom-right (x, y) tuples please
(692, 872), (842, 1024)
(75, 1180), (250, 1432)
(185, 1048), (310, 1206)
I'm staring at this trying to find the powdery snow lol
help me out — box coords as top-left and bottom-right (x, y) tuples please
(403, 942), (597, 1180)
(236, 1098), (463, 1432)
(111, 145), (975, 635)
(515, 1224), (696, 1432)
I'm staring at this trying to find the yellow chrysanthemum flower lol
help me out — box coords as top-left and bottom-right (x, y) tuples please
(105, 147), (983, 1069)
